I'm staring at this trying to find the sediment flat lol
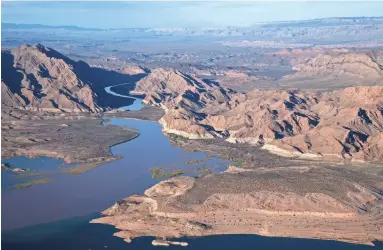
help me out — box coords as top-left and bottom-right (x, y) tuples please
(1, 108), (139, 164)
(105, 106), (165, 122)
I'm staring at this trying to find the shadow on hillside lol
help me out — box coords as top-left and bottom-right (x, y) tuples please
(73, 61), (147, 109)
(1, 51), (31, 105)
(41, 44), (147, 108)
(2, 44), (148, 110)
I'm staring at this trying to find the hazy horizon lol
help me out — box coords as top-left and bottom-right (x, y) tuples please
(2, 1), (383, 29)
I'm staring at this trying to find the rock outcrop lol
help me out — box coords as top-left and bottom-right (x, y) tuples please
(206, 86), (383, 163)
(1, 44), (102, 112)
(120, 65), (147, 75)
(132, 68), (235, 138)
(135, 69), (383, 163)
(1, 44), (138, 112)
(132, 68), (233, 106)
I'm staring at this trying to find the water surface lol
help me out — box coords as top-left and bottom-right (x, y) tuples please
(104, 83), (143, 111)
(3, 84), (379, 250)
(3, 213), (381, 250)
(2, 118), (227, 230)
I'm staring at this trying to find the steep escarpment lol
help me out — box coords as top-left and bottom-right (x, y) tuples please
(132, 68), (233, 107)
(92, 166), (383, 245)
(206, 86), (383, 163)
(1, 44), (141, 112)
(132, 68), (235, 138)
(1, 44), (101, 112)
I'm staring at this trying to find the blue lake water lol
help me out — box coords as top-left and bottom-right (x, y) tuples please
(1, 156), (76, 188)
(104, 83), (143, 111)
(2, 213), (382, 250)
(1, 118), (228, 230)
(2, 85), (382, 250)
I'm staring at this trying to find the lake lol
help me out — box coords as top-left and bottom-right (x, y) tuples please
(3, 213), (381, 250)
(2, 85), (382, 250)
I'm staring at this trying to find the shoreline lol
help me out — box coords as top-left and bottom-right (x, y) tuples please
(92, 167), (383, 246)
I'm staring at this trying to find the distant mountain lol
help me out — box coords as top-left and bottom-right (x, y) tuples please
(1, 23), (103, 31)
(258, 16), (383, 28)
(3, 17), (383, 46)
(144, 17), (383, 44)
(4, 16), (383, 32)
(292, 52), (383, 79)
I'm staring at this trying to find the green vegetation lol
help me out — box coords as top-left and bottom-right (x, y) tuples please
(167, 133), (188, 142)
(1, 163), (12, 171)
(150, 168), (185, 179)
(16, 171), (49, 178)
(1, 164), (30, 172)
(197, 168), (213, 177)
(12, 178), (52, 189)
(150, 166), (215, 179)
(185, 159), (199, 165)
(185, 159), (208, 165)
(219, 153), (235, 161)
(64, 162), (105, 175)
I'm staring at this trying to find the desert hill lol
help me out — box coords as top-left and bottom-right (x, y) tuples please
(1, 44), (101, 112)
(1, 44), (142, 112)
(132, 68), (234, 107)
(133, 67), (383, 162)
(293, 53), (383, 79)
(279, 52), (383, 90)
(132, 68), (236, 139)
(208, 86), (383, 163)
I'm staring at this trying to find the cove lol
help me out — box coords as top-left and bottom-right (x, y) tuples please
(1, 85), (227, 230)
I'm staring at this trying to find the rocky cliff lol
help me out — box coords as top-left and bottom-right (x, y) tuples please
(132, 68), (233, 107)
(1, 44), (102, 112)
(1, 44), (140, 112)
(135, 69), (383, 162)
(132, 68), (235, 138)
(205, 86), (383, 163)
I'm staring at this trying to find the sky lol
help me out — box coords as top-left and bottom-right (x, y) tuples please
(2, 1), (383, 29)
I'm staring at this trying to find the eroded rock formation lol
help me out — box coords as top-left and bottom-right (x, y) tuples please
(1, 44), (139, 112)
(1, 44), (101, 112)
(132, 68), (235, 139)
(132, 67), (383, 162)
